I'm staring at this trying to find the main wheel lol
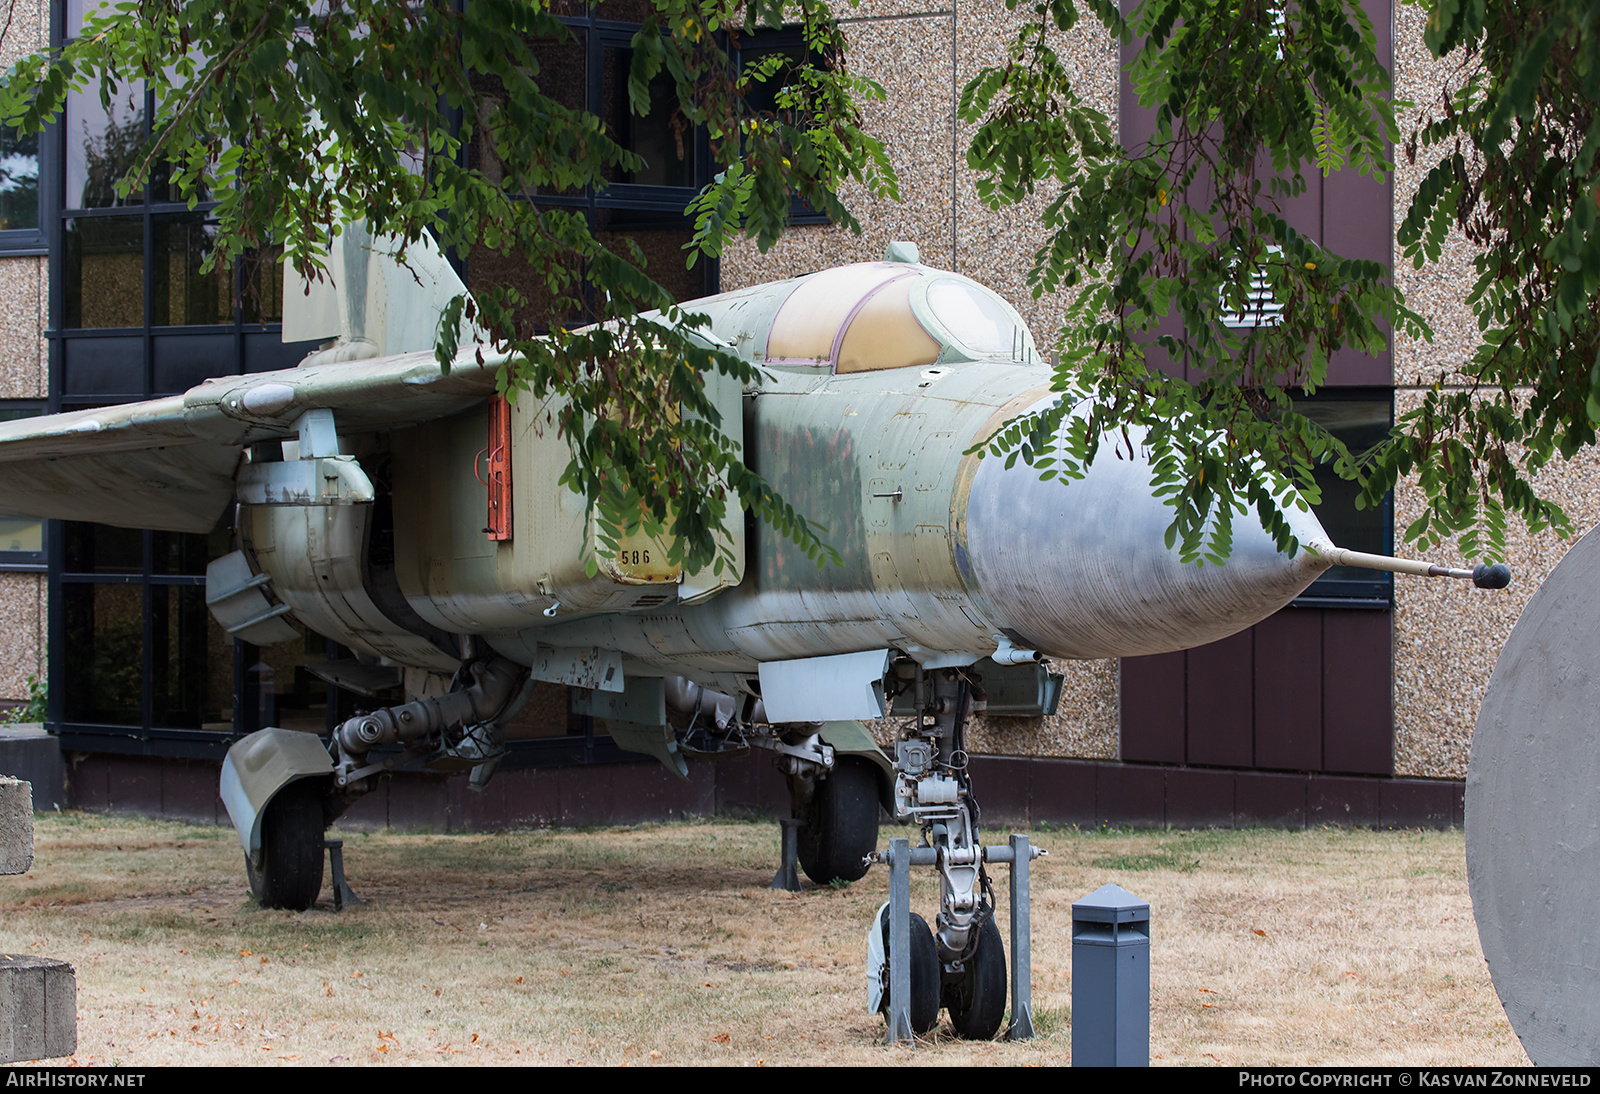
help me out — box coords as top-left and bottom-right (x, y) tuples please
(878, 907), (941, 1036)
(245, 778), (326, 911)
(944, 914), (1008, 1039)
(797, 755), (879, 885)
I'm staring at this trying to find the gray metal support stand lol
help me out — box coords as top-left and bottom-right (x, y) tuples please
(325, 838), (363, 911)
(884, 837), (913, 1044)
(869, 834), (1045, 1048)
(1007, 833), (1035, 1040)
(770, 818), (803, 892)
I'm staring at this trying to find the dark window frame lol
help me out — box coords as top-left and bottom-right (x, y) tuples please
(1290, 387), (1394, 608)
(0, 122), (47, 255)
(735, 24), (833, 226)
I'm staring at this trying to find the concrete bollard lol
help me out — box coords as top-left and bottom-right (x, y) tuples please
(0, 777), (32, 875)
(0, 957), (76, 1063)
(1071, 882), (1149, 1066)
(0, 777), (75, 1063)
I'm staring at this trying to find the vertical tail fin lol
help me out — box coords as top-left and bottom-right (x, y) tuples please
(282, 221), (480, 364)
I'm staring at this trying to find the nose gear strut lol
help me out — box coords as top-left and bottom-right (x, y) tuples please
(865, 665), (1045, 1042)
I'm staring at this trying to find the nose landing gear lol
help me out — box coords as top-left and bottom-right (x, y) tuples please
(865, 667), (1044, 1043)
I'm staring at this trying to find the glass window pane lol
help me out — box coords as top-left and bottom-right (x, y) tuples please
(742, 43), (808, 122)
(150, 584), (231, 730)
(152, 527), (227, 576)
(1297, 397), (1392, 591)
(65, 82), (145, 210)
(603, 46), (694, 188)
(835, 277), (941, 374)
(0, 517), (41, 553)
(64, 216), (144, 329)
(0, 408), (43, 560)
(66, 0), (115, 39)
(61, 581), (143, 725)
(153, 214), (231, 326)
(0, 127), (39, 231)
(470, 35), (587, 196)
(151, 57), (220, 205)
(63, 521), (142, 575)
(925, 278), (1022, 355)
(240, 244), (284, 324)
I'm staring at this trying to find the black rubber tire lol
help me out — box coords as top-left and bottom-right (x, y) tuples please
(944, 914), (1008, 1039)
(880, 908), (941, 1036)
(797, 756), (879, 885)
(245, 779), (326, 911)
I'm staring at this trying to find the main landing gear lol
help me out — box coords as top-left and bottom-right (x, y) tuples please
(224, 655), (529, 912)
(771, 727), (883, 887)
(246, 777), (327, 910)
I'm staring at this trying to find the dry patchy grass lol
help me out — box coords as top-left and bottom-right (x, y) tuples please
(0, 813), (1527, 1067)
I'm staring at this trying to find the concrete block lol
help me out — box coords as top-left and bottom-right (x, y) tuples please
(0, 956), (76, 1063)
(0, 726), (64, 811)
(0, 778), (31, 874)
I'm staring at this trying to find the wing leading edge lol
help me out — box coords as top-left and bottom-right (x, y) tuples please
(0, 348), (506, 534)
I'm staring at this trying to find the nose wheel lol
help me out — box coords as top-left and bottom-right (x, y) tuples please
(869, 905), (941, 1036)
(943, 914), (1008, 1040)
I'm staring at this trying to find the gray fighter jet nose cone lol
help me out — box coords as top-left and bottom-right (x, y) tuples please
(959, 414), (1329, 660)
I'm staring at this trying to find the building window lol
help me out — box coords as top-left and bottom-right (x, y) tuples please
(737, 26), (831, 226)
(461, 8), (723, 326)
(0, 125), (41, 246)
(0, 405), (46, 570)
(1293, 390), (1393, 606)
(56, 522), (234, 733)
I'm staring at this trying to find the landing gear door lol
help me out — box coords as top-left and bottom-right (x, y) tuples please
(678, 342), (746, 605)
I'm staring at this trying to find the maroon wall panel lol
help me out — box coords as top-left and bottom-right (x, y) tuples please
(1324, 0), (1395, 385)
(1097, 763), (1166, 827)
(1253, 608), (1324, 770)
(1030, 760), (1098, 826)
(1321, 610), (1394, 774)
(1166, 767), (1235, 827)
(1379, 779), (1454, 829)
(1119, 0), (1395, 387)
(970, 756), (1031, 824)
(1309, 775), (1381, 827)
(1185, 629), (1254, 767)
(1236, 771), (1307, 828)
(1119, 651), (1186, 763)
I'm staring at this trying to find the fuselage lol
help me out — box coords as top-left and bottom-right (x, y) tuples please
(240, 258), (1332, 700)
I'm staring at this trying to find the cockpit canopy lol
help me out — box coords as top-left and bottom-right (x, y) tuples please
(763, 262), (1039, 373)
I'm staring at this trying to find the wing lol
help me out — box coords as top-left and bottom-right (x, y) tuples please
(0, 348), (506, 533)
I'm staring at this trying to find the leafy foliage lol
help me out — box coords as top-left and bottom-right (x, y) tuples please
(1384, 0), (1598, 559)
(962, 0), (1423, 565)
(963, 0), (1593, 564)
(0, 0), (896, 574)
(3, 672), (46, 726)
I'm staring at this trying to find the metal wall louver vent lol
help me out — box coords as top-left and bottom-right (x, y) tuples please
(1220, 246), (1284, 329)
(1220, 268), (1283, 329)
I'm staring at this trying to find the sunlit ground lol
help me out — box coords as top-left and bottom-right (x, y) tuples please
(0, 813), (1525, 1066)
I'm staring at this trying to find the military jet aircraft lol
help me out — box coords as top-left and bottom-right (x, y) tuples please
(0, 225), (1508, 1039)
